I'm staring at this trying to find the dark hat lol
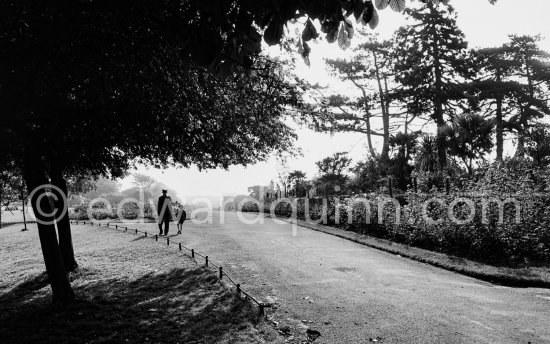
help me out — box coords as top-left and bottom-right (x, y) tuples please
(162, 189), (168, 193)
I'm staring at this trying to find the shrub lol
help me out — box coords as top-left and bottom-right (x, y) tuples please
(256, 160), (550, 265)
(70, 203), (90, 220)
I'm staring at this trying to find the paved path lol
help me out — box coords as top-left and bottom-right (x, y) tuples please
(131, 211), (550, 344)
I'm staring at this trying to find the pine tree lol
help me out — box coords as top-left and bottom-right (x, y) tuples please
(393, 2), (475, 169)
(322, 56), (381, 158)
(321, 35), (408, 161)
(360, 37), (409, 160)
(473, 46), (521, 161)
(506, 35), (550, 157)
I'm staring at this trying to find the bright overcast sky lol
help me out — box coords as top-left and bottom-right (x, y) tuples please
(121, 0), (550, 200)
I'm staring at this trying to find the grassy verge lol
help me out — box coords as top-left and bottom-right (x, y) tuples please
(273, 216), (550, 288)
(0, 224), (282, 344)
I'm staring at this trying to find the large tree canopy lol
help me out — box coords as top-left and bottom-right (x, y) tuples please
(1, 2), (301, 173)
(0, 0), (302, 303)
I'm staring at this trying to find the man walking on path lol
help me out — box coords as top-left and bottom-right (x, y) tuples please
(157, 189), (172, 236)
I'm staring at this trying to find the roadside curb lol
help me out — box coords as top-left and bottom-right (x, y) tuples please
(272, 216), (550, 289)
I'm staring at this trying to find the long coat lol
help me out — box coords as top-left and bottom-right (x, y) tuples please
(157, 195), (173, 221)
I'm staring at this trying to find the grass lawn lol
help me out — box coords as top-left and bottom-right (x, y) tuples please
(0, 223), (282, 344)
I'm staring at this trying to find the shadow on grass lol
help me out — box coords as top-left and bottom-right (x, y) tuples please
(130, 236), (148, 242)
(0, 272), (50, 304)
(0, 267), (261, 344)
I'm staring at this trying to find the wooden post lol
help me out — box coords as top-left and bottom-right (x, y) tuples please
(179, 243), (182, 251)
(135, 228), (137, 234)
(155, 234), (158, 242)
(145, 232), (147, 238)
(236, 284), (241, 295)
(166, 237), (169, 246)
(259, 304), (265, 316)
(21, 188), (28, 231)
(191, 249), (194, 258)
(205, 256), (209, 267)
(219, 267), (223, 279)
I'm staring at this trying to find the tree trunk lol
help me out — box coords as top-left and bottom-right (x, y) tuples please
(23, 149), (74, 304)
(373, 52), (390, 161)
(50, 165), (78, 272)
(383, 76), (391, 157)
(495, 96), (504, 161)
(515, 106), (528, 158)
(430, 3), (447, 170)
(349, 78), (377, 158)
(360, 98), (376, 158)
(435, 115), (447, 169)
(494, 70), (504, 162)
(365, 114), (376, 158)
(516, 56), (535, 158)
(381, 112), (390, 161)
(21, 187), (28, 231)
